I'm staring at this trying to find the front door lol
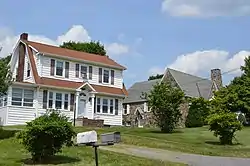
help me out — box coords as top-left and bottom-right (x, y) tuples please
(78, 98), (86, 117)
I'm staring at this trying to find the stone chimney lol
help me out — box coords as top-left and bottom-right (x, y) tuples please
(211, 68), (223, 91)
(20, 33), (28, 40)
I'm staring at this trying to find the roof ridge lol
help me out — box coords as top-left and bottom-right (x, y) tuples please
(167, 67), (210, 81)
(27, 40), (109, 58)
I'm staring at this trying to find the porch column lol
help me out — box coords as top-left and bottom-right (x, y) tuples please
(90, 94), (95, 119)
(75, 90), (80, 118)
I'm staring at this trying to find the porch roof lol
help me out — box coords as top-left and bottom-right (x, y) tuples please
(22, 77), (127, 96)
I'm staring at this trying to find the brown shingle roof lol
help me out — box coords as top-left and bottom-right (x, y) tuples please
(39, 77), (126, 96)
(26, 40), (126, 70)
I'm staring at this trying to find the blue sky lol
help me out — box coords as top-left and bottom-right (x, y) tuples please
(0, 0), (250, 88)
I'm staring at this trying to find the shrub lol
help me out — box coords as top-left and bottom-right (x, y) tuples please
(185, 97), (210, 128)
(16, 110), (76, 162)
(207, 112), (242, 145)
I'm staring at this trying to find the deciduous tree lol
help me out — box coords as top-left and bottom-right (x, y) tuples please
(60, 41), (106, 56)
(146, 82), (184, 133)
(0, 54), (12, 95)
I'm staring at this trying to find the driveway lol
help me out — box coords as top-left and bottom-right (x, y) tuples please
(100, 144), (250, 166)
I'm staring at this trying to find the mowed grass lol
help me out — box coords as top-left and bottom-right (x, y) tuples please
(0, 136), (185, 166)
(5, 125), (250, 158)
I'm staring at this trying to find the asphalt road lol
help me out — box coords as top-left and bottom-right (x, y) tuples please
(100, 144), (250, 166)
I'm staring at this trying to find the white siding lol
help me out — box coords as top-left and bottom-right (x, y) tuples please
(40, 55), (123, 89)
(94, 98), (123, 126)
(0, 107), (7, 125)
(6, 106), (36, 125)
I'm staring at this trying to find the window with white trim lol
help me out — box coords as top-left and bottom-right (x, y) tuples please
(103, 70), (109, 83)
(23, 89), (34, 107)
(80, 65), (88, 79)
(55, 61), (64, 76)
(102, 98), (108, 113)
(95, 97), (118, 114)
(11, 88), (34, 107)
(55, 93), (62, 109)
(27, 62), (31, 77)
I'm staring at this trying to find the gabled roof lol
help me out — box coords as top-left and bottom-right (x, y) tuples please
(167, 68), (212, 99)
(124, 68), (213, 103)
(123, 79), (161, 103)
(25, 40), (126, 70)
(16, 40), (127, 97)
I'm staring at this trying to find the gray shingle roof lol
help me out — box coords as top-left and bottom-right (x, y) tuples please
(124, 68), (213, 104)
(123, 79), (161, 104)
(167, 68), (212, 99)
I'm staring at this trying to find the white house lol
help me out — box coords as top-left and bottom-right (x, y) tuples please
(0, 33), (128, 126)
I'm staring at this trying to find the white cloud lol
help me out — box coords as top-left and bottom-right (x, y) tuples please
(148, 50), (249, 84)
(168, 50), (249, 76)
(105, 43), (129, 56)
(161, 0), (250, 17)
(0, 25), (129, 58)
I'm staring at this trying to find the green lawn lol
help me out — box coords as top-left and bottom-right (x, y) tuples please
(0, 136), (184, 166)
(4, 125), (250, 158)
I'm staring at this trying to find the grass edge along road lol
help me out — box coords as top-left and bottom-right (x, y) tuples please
(0, 136), (186, 166)
(4, 125), (250, 158)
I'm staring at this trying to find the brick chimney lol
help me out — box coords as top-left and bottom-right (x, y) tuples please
(211, 68), (223, 91)
(20, 33), (28, 40)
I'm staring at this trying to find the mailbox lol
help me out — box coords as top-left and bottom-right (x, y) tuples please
(100, 132), (121, 143)
(77, 130), (97, 144)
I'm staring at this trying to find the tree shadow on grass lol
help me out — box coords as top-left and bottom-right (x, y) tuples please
(20, 155), (81, 165)
(205, 141), (242, 146)
(0, 129), (19, 140)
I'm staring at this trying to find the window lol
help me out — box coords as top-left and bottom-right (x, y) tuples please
(103, 70), (109, 83)
(48, 92), (53, 108)
(56, 61), (63, 76)
(110, 99), (114, 114)
(23, 90), (34, 107)
(64, 94), (69, 110)
(123, 105), (127, 114)
(115, 99), (119, 115)
(75, 64), (79, 78)
(12, 88), (34, 107)
(97, 98), (101, 113)
(55, 93), (62, 109)
(89, 66), (93, 80)
(81, 66), (88, 79)
(12, 88), (23, 106)
(27, 62), (31, 77)
(102, 99), (108, 113)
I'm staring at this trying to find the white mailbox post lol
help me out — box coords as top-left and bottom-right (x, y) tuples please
(76, 130), (120, 166)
